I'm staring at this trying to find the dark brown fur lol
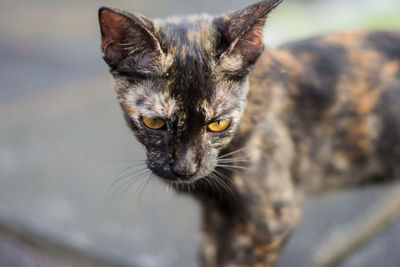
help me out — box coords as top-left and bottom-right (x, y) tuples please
(98, 1), (400, 266)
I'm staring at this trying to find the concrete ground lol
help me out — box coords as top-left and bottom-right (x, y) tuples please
(1, 0), (400, 266)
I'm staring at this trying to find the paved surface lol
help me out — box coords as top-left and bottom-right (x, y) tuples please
(1, 0), (400, 266)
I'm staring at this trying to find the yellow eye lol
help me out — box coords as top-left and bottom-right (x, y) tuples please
(207, 119), (230, 132)
(142, 116), (165, 130)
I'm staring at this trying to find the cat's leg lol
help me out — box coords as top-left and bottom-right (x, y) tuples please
(200, 195), (301, 267)
(200, 128), (302, 266)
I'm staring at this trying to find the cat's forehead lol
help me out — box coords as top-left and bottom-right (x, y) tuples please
(156, 14), (217, 48)
(120, 78), (240, 121)
(145, 17), (220, 115)
(155, 14), (219, 67)
(153, 16), (245, 87)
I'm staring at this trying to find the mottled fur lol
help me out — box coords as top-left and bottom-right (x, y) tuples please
(98, 0), (400, 266)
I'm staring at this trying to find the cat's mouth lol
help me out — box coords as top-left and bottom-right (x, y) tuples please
(147, 164), (211, 185)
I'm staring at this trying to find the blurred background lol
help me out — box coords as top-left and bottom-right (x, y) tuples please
(1, 0), (400, 266)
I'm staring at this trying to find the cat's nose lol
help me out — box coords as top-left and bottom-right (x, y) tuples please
(170, 147), (198, 177)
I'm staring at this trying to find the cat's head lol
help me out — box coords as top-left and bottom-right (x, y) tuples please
(98, 0), (281, 183)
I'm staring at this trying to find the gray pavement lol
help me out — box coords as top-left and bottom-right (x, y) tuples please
(1, 0), (400, 266)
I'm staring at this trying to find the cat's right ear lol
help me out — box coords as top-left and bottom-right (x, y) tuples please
(98, 7), (164, 75)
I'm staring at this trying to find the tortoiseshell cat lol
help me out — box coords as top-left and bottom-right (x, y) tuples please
(98, 0), (400, 266)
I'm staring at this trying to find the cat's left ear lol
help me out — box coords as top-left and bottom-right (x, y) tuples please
(215, 0), (282, 73)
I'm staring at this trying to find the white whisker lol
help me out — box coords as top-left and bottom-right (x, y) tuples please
(216, 159), (251, 163)
(215, 164), (250, 170)
(218, 146), (250, 159)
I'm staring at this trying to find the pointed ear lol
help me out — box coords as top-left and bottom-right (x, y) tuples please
(98, 7), (163, 75)
(215, 0), (282, 72)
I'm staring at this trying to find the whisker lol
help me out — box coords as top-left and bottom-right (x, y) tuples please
(120, 176), (143, 195)
(215, 164), (250, 170)
(110, 167), (148, 190)
(91, 159), (145, 175)
(111, 175), (144, 198)
(212, 169), (236, 197)
(205, 174), (218, 197)
(109, 168), (149, 196)
(216, 159), (251, 163)
(218, 147), (250, 159)
(209, 172), (234, 201)
(138, 172), (153, 202)
(109, 165), (145, 186)
(128, 170), (152, 196)
(148, 174), (159, 199)
(201, 165), (236, 202)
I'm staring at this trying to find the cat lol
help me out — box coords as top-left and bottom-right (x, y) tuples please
(98, 0), (400, 266)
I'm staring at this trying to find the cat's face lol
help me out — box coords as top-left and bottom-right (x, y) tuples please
(99, 0), (281, 183)
(114, 68), (249, 182)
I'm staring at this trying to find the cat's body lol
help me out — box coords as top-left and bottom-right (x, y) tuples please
(200, 30), (400, 266)
(98, 0), (400, 266)
(239, 30), (400, 194)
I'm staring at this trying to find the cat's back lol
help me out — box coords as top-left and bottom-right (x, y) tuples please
(280, 30), (400, 65)
(246, 30), (400, 190)
(275, 30), (400, 133)
(250, 30), (400, 109)
(276, 30), (400, 96)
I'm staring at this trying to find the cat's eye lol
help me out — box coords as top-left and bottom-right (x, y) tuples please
(207, 119), (231, 132)
(142, 116), (165, 130)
